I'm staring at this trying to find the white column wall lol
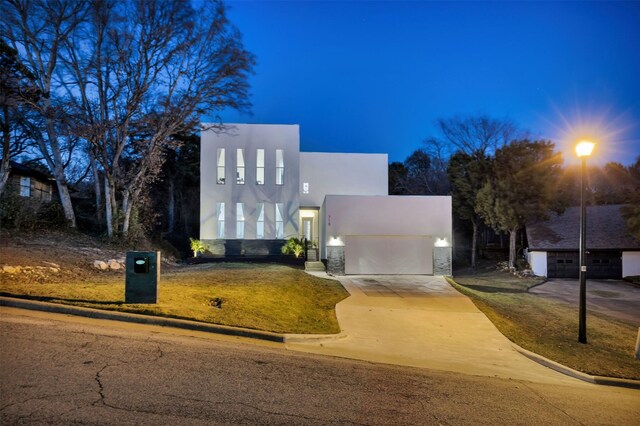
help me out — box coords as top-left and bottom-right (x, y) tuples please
(527, 251), (548, 277)
(299, 153), (388, 207)
(200, 124), (300, 240)
(323, 195), (452, 241)
(622, 251), (640, 277)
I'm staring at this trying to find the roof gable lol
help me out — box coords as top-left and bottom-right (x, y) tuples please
(526, 204), (640, 251)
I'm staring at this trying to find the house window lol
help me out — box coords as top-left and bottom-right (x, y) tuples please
(216, 202), (225, 238)
(256, 149), (264, 185)
(20, 177), (30, 197)
(217, 148), (225, 184)
(276, 149), (284, 185)
(275, 203), (284, 239)
(236, 149), (245, 184)
(256, 203), (264, 239)
(303, 182), (309, 194)
(236, 203), (245, 238)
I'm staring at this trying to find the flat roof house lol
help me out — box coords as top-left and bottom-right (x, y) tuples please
(200, 124), (452, 275)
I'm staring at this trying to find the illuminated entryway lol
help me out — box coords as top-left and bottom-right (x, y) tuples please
(299, 209), (318, 242)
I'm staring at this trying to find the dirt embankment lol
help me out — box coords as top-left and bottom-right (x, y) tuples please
(0, 230), (177, 284)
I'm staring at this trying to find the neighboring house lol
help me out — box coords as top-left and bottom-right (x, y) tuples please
(4, 161), (55, 203)
(526, 205), (640, 279)
(200, 123), (452, 275)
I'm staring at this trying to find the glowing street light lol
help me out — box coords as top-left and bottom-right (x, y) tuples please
(576, 140), (595, 344)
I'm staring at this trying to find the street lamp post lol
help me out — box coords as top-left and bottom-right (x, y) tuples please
(576, 141), (595, 344)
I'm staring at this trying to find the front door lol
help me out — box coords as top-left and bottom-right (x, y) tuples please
(302, 218), (313, 241)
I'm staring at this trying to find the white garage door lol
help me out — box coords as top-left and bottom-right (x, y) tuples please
(344, 235), (433, 275)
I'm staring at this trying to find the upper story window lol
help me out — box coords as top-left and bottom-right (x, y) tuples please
(216, 202), (225, 238)
(236, 149), (245, 184)
(19, 177), (30, 197)
(217, 148), (225, 184)
(236, 203), (245, 238)
(256, 149), (265, 185)
(256, 203), (265, 239)
(275, 149), (284, 185)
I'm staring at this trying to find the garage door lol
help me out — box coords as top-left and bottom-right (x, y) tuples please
(547, 252), (579, 278)
(547, 251), (622, 279)
(344, 235), (433, 275)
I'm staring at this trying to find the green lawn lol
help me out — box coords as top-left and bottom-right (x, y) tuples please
(0, 263), (349, 334)
(449, 271), (640, 380)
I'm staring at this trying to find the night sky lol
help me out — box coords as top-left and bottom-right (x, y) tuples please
(215, 1), (640, 167)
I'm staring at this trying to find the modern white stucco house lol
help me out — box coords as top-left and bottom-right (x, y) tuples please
(200, 123), (452, 275)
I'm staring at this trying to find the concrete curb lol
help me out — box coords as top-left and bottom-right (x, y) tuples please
(284, 332), (348, 344)
(0, 296), (285, 343)
(513, 344), (640, 390)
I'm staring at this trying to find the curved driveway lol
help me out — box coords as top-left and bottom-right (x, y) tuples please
(530, 279), (640, 326)
(287, 275), (586, 386)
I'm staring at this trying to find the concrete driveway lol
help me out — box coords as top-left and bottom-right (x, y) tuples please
(287, 275), (585, 386)
(530, 279), (640, 326)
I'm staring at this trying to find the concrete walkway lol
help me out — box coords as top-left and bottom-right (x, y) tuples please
(287, 275), (585, 386)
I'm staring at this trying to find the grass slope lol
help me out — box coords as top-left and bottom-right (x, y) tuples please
(449, 271), (639, 380)
(0, 263), (349, 334)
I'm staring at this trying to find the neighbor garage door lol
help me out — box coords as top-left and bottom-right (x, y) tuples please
(547, 251), (622, 279)
(344, 235), (433, 275)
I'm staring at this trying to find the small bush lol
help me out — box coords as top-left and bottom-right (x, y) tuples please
(281, 237), (304, 258)
(189, 238), (207, 257)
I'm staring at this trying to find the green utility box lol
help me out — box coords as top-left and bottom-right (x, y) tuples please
(125, 251), (160, 304)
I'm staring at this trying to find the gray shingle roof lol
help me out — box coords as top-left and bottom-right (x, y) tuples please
(526, 205), (640, 251)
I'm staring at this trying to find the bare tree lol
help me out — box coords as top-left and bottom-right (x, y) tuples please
(437, 115), (519, 157)
(2, 0), (88, 227)
(439, 115), (520, 267)
(0, 39), (40, 196)
(60, 0), (254, 237)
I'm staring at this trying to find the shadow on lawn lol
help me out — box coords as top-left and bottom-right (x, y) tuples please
(455, 285), (526, 294)
(0, 292), (123, 305)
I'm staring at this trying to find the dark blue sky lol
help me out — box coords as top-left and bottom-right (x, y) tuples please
(216, 1), (640, 166)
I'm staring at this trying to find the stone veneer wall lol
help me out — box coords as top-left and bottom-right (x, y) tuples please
(326, 246), (345, 275)
(201, 240), (285, 257)
(433, 247), (452, 276)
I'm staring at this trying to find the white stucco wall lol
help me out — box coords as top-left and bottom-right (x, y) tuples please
(622, 251), (640, 277)
(200, 124), (300, 240)
(321, 195), (452, 259)
(527, 251), (548, 277)
(299, 152), (388, 207)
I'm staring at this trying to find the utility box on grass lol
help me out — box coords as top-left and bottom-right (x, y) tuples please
(125, 251), (160, 303)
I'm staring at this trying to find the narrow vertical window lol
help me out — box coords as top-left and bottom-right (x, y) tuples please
(256, 149), (265, 185)
(19, 177), (30, 197)
(275, 149), (284, 185)
(236, 149), (245, 184)
(216, 202), (225, 238)
(217, 148), (225, 184)
(256, 203), (264, 239)
(236, 203), (245, 238)
(275, 203), (284, 239)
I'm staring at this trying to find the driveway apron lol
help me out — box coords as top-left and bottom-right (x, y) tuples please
(286, 275), (583, 385)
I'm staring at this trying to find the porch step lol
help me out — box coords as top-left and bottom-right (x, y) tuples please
(305, 261), (325, 272)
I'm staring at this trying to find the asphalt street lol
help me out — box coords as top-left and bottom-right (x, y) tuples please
(1, 307), (639, 425)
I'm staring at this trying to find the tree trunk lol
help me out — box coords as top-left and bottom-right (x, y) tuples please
(168, 179), (175, 234)
(471, 219), (478, 268)
(122, 189), (131, 236)
(0, 104), (11, 197)
(44, 117), (76, 228)
(89, 150), (103, 222)
(508, 229), (517, 270)
(104, 176), (113, 237)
